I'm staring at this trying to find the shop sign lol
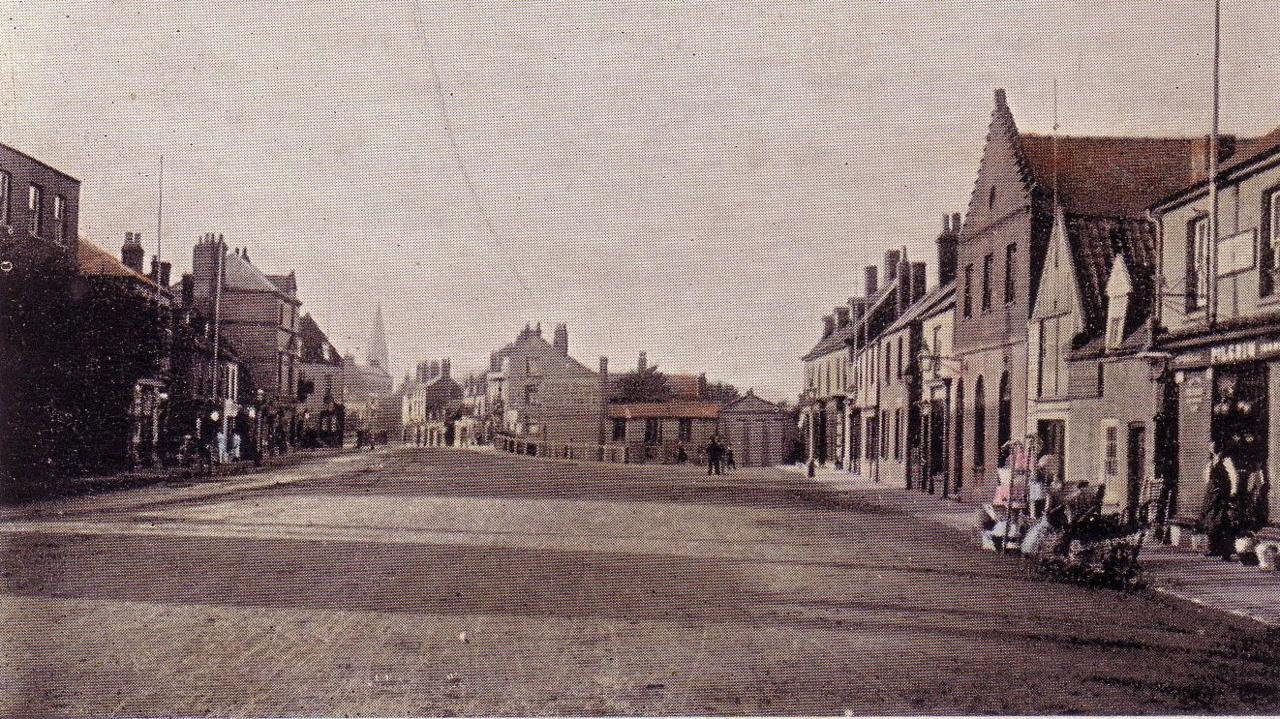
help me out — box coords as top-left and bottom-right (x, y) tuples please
(1210, 337), (1280, 366)
(1217, 229), (1258, 277)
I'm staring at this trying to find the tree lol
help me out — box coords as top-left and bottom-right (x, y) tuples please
(704, 381), (741, 405)
(612, 365), (670, 403)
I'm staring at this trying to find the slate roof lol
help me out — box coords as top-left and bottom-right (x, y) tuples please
(882, 281), (956, 336)
(1019, 134), (1206, 218)
(266, 273), (297, 295)
(608, 401), (722, 420)
(299, 313), (343, 366)
(222, 251), (300, 303)
(77, 239), (160, 289)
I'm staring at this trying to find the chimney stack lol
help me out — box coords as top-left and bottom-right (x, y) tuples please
(822, 315), (835, 338)
(885, 249), (902, 282)
(599, 356), (609, 377)
(911, 262), (927, 303)
(534, 321), (542, 337)
(865, 266), (879, 295)
(835, 306), (850, 327)
(938, 213), (959, 286)
(553, 322), (569, 355)
(441, 358), (451, 379)
(849, 298), (867, 327)
(638, 351), (647, 372)
(181, 273), (194, 308)
(896, 253), (912, 313)
(121, 232), (145, 273)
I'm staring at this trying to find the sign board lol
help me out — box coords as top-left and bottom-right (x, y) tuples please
(1210, 336), (1280, 366)
(1217, 229), (1257, 277)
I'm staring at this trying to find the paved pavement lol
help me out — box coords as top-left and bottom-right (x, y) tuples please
(798, 465), (1280, 627)
(3, 447), (1280, 716)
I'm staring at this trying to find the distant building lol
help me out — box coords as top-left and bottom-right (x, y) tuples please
(607, 399), (721, 463)
(343, 305), (394, 439)
(490, 322), (606, 452)
(191, 235), (301, 446)
(718, 391), (794, 467)
(402, 358), (463, 445)
(297, 313), (345, 447)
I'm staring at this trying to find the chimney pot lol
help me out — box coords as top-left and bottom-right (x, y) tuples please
(638, 351), (648, 372)
(553, 322), (569, 355)
(911, 262), (927, 303)
(835, 306), (850, 327)
(885, 249), (902, 282)
(865, 266), (879, 295)
(599, 356), (609, 375)
(952, 212), (962, 233)
(121, 232), (145, 273)
(822, 315), (835, 338)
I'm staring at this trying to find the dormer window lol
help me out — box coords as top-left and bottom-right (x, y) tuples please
(1104, 255), (1133, 351)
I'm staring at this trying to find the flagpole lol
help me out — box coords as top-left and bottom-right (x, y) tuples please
(1208, 0), (1221, 326)
(156, 155), (164, 269)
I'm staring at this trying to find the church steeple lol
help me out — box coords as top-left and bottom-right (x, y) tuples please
(367, 304), (389, 370)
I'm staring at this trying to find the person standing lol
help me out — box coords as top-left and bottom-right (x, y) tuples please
(1029, 454), (1054, 519)
(724, 445), (736, 471)
(231, 430), (242, 462)
(1200, 442), (1239, 559)
(706, 436), (723, 476)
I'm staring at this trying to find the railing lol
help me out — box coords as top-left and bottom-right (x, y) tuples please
(492, 433), (636, 464)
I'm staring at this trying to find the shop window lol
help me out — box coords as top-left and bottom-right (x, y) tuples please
(612, 418), (626, 442)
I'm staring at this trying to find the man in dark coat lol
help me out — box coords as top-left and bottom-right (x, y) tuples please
(1200, 442), (1239, 559)
(705, 436), (724, 476)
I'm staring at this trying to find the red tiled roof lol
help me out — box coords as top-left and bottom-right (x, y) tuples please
(608, 401), (721, 420)
(665, 374), (703, 399)
(1020, 135), (1206, 218)
(1062, 214), (1157, 341)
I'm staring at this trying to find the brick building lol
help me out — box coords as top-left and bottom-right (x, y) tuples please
(0, 142), (80, 274)
(297, 313), (345, 447)
(1152, 125), (1280, 538)
(950, 89), (1206, 502)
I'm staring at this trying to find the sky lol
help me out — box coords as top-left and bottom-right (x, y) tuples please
(4, 1), (1278, 401)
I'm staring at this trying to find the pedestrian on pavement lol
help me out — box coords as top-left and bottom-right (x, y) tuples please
(1200, 442), (1239, 559)
(676, 444), (688, 464)
(724, 445), (736, 471)
(231, 430), (242, 462)
(1029, 454), (1054, 519)
(216, 427), (229, 465)
(706, 436), (724, 476)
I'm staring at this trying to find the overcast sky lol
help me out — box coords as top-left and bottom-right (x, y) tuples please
(5, 1), (1278, 400)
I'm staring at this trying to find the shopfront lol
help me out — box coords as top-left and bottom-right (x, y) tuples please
(1171, 334), (1280, 530)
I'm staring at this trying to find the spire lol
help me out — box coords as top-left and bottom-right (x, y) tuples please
(368, 304), (389, 370)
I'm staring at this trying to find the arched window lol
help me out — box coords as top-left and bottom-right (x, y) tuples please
(954, 379), (965, 492)
(998, 371), (1012, 465)
(973, 375), (986, 471)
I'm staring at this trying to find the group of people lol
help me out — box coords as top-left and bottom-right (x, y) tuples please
(1199, 441), (1271, 560)
(701, 436), (736, 475)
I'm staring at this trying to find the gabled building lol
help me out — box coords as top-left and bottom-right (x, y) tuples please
(719, 390), (794, 467)
(951, 88), (1210, 502)
(191, 235), (302, 447)
(0, 142), (80, 274)
(490, 322), (607, 453)
(1028, 206), (1164, 520)
(402, 358), (463, 446)
(297, 313), (344, 447)
(1152, 125), (1280, 537)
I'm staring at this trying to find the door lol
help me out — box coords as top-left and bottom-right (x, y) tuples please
(1127, 423), (1146, 524)
(927, 399), (946, 494)
(1037, 419), (1066, 484)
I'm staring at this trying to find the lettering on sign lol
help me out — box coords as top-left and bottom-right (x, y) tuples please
(1210, 337), (1280, 366)
(1217, 229), (1258, 277)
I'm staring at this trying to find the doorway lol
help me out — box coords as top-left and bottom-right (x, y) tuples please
(1127, 423), (1146, 524)
(1036, 419), (1065, 484)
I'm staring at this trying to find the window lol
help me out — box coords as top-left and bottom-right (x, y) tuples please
(893, 408), (902, 460)
(988, 185), (997, 210)
(1004, 243), (1016, 303)
(963, 264), (973, 317)
(997, 372), (1011, 462)
(1107, 315), (1124, 349)
(1036, 320), (1046, 398)
(884, 344), (890, 382)
(524, 384), (539, 405)
(0, 170), (10, 225)
(896, 336), (904, 378)
(525, 357), (538, 375)
(880, 410), (889, 459)
(953, 379), (965, 491)
(678, 418), (693, 442)
(644, 418), (661, 445)
(973, 376), (986, 470)
(27, 183), (43, 236)
(53, 195), (66, 243)
(981, 253), (993, 310)
(1264, 187), (1280, 297)
(1103, 422), (1119, 479)
(931, 325), (941, 357)
(1187, 216), (1209, 311)
(612, 418), (626, 442)
(1097, 362), (1105, 397)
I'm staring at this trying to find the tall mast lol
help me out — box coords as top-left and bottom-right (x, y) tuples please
(1208, 0), (1221, 325)
(156, 155), (164, 268)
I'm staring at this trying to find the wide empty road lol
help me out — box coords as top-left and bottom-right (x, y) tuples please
(3, 447), (1280, 716)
